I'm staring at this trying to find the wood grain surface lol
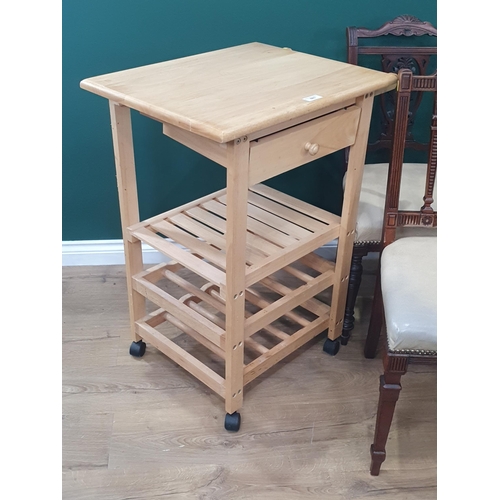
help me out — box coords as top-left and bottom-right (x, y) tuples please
(62, 264), (436, 499)
(80, 43), (396, 143)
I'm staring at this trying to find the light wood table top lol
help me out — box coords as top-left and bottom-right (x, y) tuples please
(81, 42), (397, 143)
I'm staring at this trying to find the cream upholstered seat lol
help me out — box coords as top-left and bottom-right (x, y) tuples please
(380, 236), (437, 354)
(356, 164), (437, 243)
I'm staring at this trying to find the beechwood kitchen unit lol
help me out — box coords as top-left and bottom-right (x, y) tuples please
(81, 43), (396, 431)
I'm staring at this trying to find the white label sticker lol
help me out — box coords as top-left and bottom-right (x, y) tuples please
(303, 95), (323, 102)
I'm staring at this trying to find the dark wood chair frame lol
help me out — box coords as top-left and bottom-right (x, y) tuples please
(341, 15), (437, 346)
(364, 68), (437, 476)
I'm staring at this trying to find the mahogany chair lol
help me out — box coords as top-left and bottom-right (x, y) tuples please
(365, 68), (437, 475)
(340, 15), (437, 346)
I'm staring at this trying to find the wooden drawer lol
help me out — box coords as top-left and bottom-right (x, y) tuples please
(248, 105), (361, 185)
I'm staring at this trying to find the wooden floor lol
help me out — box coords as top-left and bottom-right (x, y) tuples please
(62, 262), (436, 499)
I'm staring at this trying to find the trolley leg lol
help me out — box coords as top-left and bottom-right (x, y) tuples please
(223, 136), (250, 430)
(326, 94), (374, 354)
(109, 102), (146, 344)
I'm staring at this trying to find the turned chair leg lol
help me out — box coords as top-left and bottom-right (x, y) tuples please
(370, 355), (408, 476)
(341, 247), (368, 345)
(364, 271), (384, 358)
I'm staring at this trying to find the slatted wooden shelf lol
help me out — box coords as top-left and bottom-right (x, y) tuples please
(132, 253), (333, 394)
(128, 184), (340, 290)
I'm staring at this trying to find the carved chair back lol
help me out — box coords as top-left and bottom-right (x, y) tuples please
(381, 68), (437, 248)
(346, 15), (437, 162)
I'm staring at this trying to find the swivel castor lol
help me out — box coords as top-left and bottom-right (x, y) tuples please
(323, 338), (340, 356)
(129, 340), (146, 357)
(224, 412), (241, 432)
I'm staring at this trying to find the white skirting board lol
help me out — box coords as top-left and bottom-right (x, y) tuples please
(62, 239), (342, 267)
(62, 240), (171, 266)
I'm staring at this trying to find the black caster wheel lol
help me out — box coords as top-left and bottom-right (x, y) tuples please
(224, 412), (241, 432)
(129, 340), (146, 357)
(323, 338), (340, 356)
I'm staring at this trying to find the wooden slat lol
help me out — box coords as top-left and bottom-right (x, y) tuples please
(152, 220), (228, 269)
(127, 187), (227, 235)
(184, 298), (224, 326)
(163, 312), (225, 359)
(260, 274), (330, 317)
(244, 339), (270, 356)
(132, 227), (226, 287)
(162, 269), (227, 313)
(186, 206), (280, 257)
(202, 199), (297, 248)
(245, 288), (310, 329)
(142, 308), (169, 329)
(243, 314), (330, 385)
(245, 270), (334, 337)
(299, 252), (335, 274)
(170, 213), (226, 249)
(199, 284), (226, 312)
(133, 276), (225, 348)
(218, 194), (310, 239)
(250, 184), (339, 225)
(141, 306), (226, 359)
(282, 265), (314, 283)
(183, 293), (269, 359)
(183, 206), (227, 232)
(249, 321), (289, 342)
(247, 191), (327, 232)
(245, 227), (339, 287)
(134, 263), (168, 283)
(200, 287), (281, 349)
(137, 262), (183, 283)
(243, 290), (298, 340)
(170, 213), (264, 265)
(136, 320), (225, 397)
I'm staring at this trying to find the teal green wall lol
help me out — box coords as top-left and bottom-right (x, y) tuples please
(63, 0), (436, 241)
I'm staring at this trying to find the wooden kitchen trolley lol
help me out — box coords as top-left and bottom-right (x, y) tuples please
(81, 43), (396, 431)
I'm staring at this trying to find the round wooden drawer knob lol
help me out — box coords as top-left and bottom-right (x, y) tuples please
(304, 142), (319, 156)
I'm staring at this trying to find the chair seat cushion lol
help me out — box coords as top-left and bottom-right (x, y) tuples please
(381, 236), (437, 353)
(350, 163), (437, 243)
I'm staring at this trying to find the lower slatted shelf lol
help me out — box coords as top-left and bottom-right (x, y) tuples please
(132, 252), (334, 392)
